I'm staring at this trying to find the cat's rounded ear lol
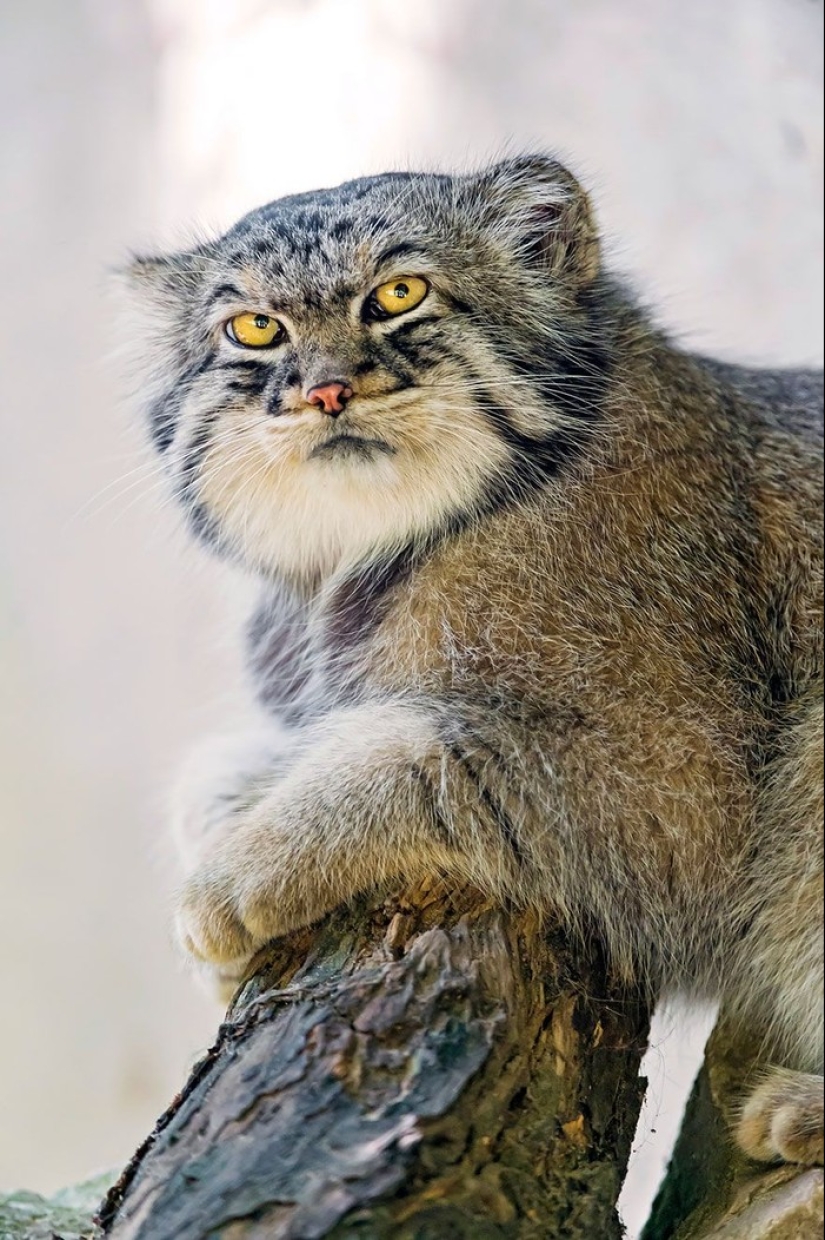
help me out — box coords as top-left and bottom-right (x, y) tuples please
(475, 155), (600, 289)
(118, 248), (211, 309)
(110, 247), (215, 406)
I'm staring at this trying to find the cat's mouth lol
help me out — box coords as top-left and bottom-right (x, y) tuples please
(310, 433), (396, 461)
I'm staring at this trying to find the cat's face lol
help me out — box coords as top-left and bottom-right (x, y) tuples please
(124, 157), (606, 581)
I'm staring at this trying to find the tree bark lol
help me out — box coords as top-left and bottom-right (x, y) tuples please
(96, 881), (649, 1239)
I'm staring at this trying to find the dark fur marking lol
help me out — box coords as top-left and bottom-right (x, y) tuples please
(226, 372), (269, 398)
(172, 403), (251, 565)
(148, 389), (182, 454)
(370, 349), (415, 388)
(471, 384), (593, 513)
(215, 357), (270, 398)
(364, 214), (394, 232)
(247, 587), (312, 722)
(329, 218), (354, 241)
(175, 404), (225, 550)
(215, 358), (268, 373)
(205, 283), (244, 308)
(323, 545), (417, 654)
(374, 241), (428, 270)
(386, 314), (443, 341)
(298, 288), (324, 314)
(294, 210), (323, 232)
(447, 742), (526, 870)
(266, 390), (286, 417)
(410, 764), (454, 847)
(186, 499), (224, 551)
(149, 354), (214, 453)
(444, 292), (475, 316)
(386, 333), (443, 370)
(294, 240), (315, 264)
(490, 281), (615, 427)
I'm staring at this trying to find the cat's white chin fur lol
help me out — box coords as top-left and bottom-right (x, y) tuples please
(191, 397), (511, 579)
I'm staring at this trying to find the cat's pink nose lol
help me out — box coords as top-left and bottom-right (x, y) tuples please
(306, 381), (353, 416)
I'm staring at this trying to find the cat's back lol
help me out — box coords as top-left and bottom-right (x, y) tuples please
(697, 356), (824, 448)
(692, 356), (823, 697)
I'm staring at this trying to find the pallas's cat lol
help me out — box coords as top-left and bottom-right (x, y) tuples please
(124, 157), (823, 1165)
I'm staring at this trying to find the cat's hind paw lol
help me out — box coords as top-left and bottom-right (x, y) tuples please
(737, 1069), (824, 1166)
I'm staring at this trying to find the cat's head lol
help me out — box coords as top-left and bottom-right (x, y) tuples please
(123, 155), (611, 581)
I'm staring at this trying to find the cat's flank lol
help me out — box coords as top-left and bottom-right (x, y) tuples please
(125, 156), (823, 1167)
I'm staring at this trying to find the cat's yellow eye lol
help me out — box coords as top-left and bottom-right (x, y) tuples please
(371, 276), (429, 317)
(225, 313), (285, 348)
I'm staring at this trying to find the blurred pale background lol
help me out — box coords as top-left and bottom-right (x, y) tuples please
(0, 2), (821, 1236)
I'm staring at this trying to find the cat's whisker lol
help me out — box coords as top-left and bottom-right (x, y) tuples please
(73, 459), (173, 523)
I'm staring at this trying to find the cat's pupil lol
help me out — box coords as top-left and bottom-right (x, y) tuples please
(254, 315), (270, 329)
(394, 283), (409, 299)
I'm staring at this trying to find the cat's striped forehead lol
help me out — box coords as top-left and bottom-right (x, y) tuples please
(210, 172), (455, 304)
(228, 171), (447, 246)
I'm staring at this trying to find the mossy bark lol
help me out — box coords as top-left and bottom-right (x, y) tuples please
(0, 1174), (116, 1240)
(97, 881), (649, 1239)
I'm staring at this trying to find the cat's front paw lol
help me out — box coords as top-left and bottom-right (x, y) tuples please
(174, 818), (334, 967)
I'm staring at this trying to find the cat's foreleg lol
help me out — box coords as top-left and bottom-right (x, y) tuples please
(174, 698), (535, 968)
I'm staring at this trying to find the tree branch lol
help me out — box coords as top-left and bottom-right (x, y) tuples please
(98, 881), (649, 1239)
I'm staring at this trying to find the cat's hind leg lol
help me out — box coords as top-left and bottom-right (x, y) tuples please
(731, 699), (824, 1165)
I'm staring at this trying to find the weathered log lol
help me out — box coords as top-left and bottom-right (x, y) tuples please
(97, 881), (649, 1239)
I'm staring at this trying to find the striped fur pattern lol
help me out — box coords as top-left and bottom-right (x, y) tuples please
(124, 157), (824, 1165)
